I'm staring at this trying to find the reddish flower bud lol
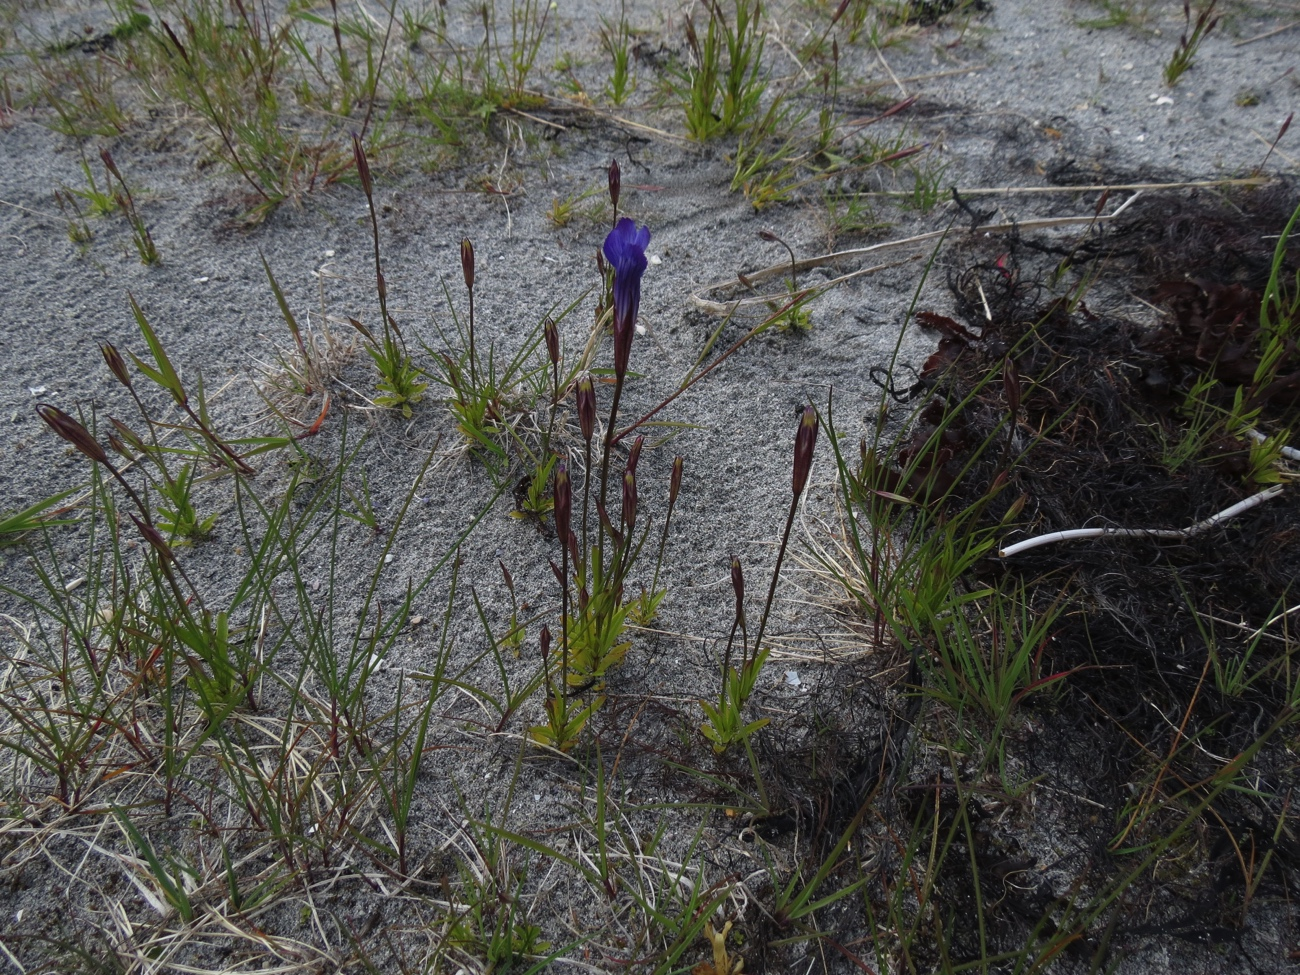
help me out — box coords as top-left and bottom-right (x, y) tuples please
(576, 374), (596, 444)
(625, 435), (644, 476)
(99, 149), (123, 182)
(543, 317), (559, 367)
(622, 470), (637, 530)
(350, 133), (373, 197)
(730, 556), (745, 619)
(540, 625), (551, 666)
(499, 560), (515, 595)
(597, 501), (623, 547)
(130, 514), (174, 562)
(553, 461), (571, 542)
(792, 405), (819, 497)
(101, 343), (131, 388)
(110, 417), (146, 454)
(1002, 357), (1021, 418)
(38, 405), (108, 465)
(460, 238), (475, 291)
(669, 456), (684, 505)
(608, 158), (621, 215)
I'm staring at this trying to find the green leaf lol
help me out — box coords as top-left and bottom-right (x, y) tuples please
(1, 486), (80, 542)
(128, 294), (186, 405)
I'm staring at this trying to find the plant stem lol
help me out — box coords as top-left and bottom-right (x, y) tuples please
(581, 440), (593, 582)
(752, 492), (799, 666)
(648, 494), (678, 598)
(598, 373), (626, 513)
(467, 284), (477, 392)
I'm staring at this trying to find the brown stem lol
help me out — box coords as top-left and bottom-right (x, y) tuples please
(752, 493), (799, 667)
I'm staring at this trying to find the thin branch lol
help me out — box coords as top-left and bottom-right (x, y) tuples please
(999, 486), (1285, 558)
(1246, 427), (1300, 462)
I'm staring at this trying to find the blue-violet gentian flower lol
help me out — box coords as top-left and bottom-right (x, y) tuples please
(602, 217), (650, 381)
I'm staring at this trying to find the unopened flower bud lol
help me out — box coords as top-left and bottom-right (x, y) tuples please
(100, 149), (123, 182)
(350, 133), (373, 197)
(597, 501), (623, 546)
(460, 238), (475, 291)
(622, 470), (637, 530)
(131, 514), (174, 563)
(625, 435), (644, 476)
(669, 456), (684, 506)
(38, 405), (108, 465)
(553, 461), (571, 541)
(543, 317), (559, 367)
(1002, 357), (1021, 418)
(576, 374), (596, 444)
(792, 405), (819, 498)
(608, 158), (621, 215)
(730, 556), (745, 620)
(101, 343), (131, 388)
(499, 560), (515, 595)
(110, 417), (146, 454)
(540, 625), (551, 666)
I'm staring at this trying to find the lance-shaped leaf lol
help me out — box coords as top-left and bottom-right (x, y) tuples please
(127, 294), (187, 406)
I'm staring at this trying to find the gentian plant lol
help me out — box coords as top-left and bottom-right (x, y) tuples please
(536, 181), (663, 726)
(701, 406), (819, 753)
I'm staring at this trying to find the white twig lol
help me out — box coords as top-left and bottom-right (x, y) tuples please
(998, 485), (1286, 558)
(1245, 427), (1300, 461)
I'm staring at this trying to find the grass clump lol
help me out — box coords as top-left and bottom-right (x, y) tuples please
(671, 0), (767, 141)
(1164, 0), (1220, 86)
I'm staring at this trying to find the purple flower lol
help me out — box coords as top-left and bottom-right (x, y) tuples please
(602, 217), (650, 381)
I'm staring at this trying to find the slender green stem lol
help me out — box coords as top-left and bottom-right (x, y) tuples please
(648, 495), (678, 598)
(598, 373), (626, 514)
(560, 518), (569, 696)
(581, 440), (593, 583)
(543, 358), (559, 456)
(752, 492), (798, 667)
(467, 287), (477, 391)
